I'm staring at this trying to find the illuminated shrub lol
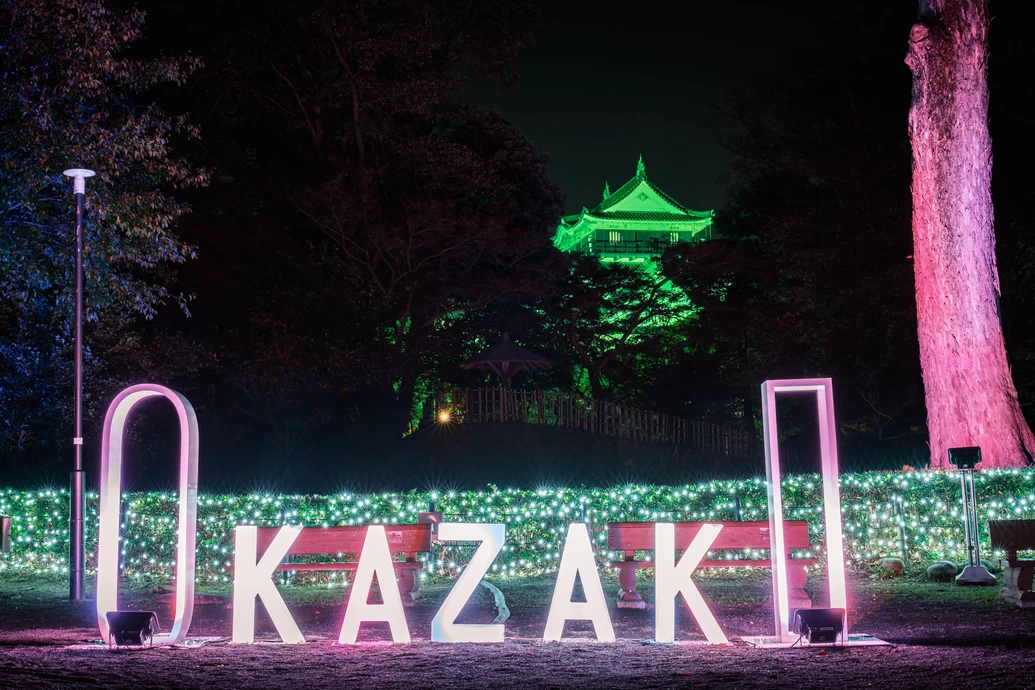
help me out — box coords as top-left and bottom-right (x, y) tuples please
(3, 469), (1033, 582)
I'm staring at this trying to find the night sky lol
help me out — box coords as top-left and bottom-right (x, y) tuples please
(142, 0), (916, 215)
(468, 1), (912, 213)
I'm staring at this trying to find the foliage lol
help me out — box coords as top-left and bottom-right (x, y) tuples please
(988, 6), (1035, 427)
(195, 0), (564, 438)
(539, 254), (696, 402)
(663, 32), (924, 445)
(0, 0), (206, 448)
(4, 468), (1034, 583)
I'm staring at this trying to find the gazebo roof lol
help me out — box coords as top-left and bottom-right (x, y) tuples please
(460, 333), (551, 386)
(460, 333), (551, 370)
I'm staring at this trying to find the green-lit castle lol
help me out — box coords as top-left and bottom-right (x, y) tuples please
(552, 156), (713, 263)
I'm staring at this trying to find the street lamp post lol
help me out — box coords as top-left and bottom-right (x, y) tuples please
(63, 168), (95, 602)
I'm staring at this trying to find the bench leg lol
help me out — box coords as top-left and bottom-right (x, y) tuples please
(397, 567), (422, 607)
(617, 560), (645, 609)
(787, 562), (811, 614)
(1002, 563), (1035, 608)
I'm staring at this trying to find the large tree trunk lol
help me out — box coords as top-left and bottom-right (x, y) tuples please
(906, 0), (1035, 468)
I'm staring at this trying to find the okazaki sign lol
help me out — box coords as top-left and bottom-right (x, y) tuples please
(94, 381), (848, 645)
(232, 521), (724, 644)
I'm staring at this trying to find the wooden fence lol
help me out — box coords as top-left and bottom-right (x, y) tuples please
(426, 388), (764, 459)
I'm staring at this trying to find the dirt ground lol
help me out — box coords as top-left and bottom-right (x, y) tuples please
(2, 571), (1035, 689)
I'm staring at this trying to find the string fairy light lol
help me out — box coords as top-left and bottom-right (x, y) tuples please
(1, 469), (1031, 582)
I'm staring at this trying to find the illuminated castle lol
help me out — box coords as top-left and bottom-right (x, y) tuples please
(552, 155), (713, 263)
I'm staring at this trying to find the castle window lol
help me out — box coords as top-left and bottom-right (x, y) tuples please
(609, 230), (622, 244)
(670, 231), (680, 244)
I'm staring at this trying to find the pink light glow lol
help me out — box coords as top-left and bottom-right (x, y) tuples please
(97, 384), (199, 645)
(761, 378), (847, 643)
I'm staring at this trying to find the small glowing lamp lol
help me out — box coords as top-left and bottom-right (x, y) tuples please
(438, 410), (451, 423)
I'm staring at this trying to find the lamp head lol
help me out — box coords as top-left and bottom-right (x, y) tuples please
(63, 168), (96, 195)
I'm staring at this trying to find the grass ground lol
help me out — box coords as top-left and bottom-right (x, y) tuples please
(2, 567), (1033, 689)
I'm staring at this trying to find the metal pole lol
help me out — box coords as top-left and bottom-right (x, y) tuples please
(63, 168), (94, 602)
(894, 495), (908, 562)
(968, 471), (982, 566)
(959, 469), (974, 567)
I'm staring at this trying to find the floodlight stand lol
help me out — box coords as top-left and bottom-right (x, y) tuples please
(955, 468), (996, 585)
(63, 168), (95, 602)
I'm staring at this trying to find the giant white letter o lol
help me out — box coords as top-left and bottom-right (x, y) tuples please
(96, 384), (199, 645)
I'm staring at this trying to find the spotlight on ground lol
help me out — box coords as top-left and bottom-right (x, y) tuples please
(792, 608), (844, 645)
(105, 611), (160, 647)
(437, 410), (451, 423)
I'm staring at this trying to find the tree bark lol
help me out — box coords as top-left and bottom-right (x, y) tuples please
(906, 0), (1035, 468)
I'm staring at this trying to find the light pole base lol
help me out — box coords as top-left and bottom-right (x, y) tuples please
(70, 469), (86, 601)
(956, 565), (997, 586)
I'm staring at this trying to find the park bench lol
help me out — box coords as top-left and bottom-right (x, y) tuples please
(990, 519), (1035, 607)
(253, 524), (432, 605)
(607, 520), (815, 610)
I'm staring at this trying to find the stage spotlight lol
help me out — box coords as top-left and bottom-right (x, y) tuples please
(105, 611), (160, 647)
(791, 608), (844, 645)
(948, 446), (981, 469)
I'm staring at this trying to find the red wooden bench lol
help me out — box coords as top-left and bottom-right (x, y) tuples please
(607, 520), (816, 610)
(990, 519), (1035, 608)
(253, 525), (432, 606)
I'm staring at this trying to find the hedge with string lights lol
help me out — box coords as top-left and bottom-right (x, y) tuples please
(3, 469), (1033, 584)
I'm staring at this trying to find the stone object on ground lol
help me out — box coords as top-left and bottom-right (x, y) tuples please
(879, 558), (905, 576)
(927, 561), (958, 582)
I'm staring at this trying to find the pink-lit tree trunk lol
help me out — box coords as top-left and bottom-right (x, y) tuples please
(906, 0), (1035, 468)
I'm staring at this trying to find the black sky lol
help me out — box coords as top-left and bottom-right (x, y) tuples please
(136, 0), (916, 215)
(469, 1), (888, 213)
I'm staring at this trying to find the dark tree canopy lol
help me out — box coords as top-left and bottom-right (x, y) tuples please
(0, 0), (206, 449)
(662, 25), (924, 448)
(180, 0), (564, 450)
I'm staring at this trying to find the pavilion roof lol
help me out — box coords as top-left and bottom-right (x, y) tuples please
(586, 210), (710, 223)
(580, 156), (711, 223)
(461, 333), (551, 369)
(552, 156), (713, 253)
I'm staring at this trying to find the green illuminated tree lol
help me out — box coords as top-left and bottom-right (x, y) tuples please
(543, 255), (693, 401)
(0, 0), (206, 448)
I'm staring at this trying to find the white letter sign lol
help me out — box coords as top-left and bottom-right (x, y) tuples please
(339, 525), (411, 644)
(432, 523), (505, 642)
(543, 523), (615, 642)
(232, 525), (305, 644)
(761, 378), (847, 642)
(97, 384), (199, 646)
(655, 523), (728, 644)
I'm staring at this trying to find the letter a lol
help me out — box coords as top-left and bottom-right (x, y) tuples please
(543, 523), (615, 642)
(655, 522), (727, 644)
(339, 525), (411, 644)
(232, 526), (305, 644)
(432, 523), (505, 642)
